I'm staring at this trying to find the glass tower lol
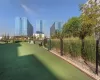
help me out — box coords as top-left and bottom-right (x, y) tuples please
(15, 17), (33, 36)
(22, 17), (27, 36)
(15, 17), (22, 36)
(50, 22), (63, 37)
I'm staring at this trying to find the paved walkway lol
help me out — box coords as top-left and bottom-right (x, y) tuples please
(0, 42), (93, 80)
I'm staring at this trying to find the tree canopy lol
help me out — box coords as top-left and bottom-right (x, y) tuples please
(79, 0), (100, 39)
(62, 0), (100, 39)
(63, 17), (81, 37)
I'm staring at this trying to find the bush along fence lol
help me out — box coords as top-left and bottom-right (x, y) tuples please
(45, 37), (100, 74)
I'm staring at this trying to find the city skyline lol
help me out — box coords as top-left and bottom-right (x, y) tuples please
(0, 0), (87, 37)
(15, 17), (33, 36)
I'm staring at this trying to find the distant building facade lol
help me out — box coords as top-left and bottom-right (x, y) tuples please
(50, 22), (63, 37)
(15, 17), (33, 37)
(0, 37), (2, 40)
(33, 33), (45, 40)
(36, 31), (43, 34)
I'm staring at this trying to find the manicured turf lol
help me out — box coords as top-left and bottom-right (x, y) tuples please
(0, 42), (92, 80)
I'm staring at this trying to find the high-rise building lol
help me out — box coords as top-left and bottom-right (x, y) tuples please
(50, 22), (63, 37)
(40, 20), (43, 33)
(15, 17), (33, 37)
(15, 17), (22, 36)
(58, 22), (62, 31)
(50, 22), (55, 36)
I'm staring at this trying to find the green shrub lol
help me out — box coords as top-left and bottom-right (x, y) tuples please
(51, 39), (60, 49)
(50, 37), (99, 63)
(64, 39), (81, 57)
(14, 40), (22, 43)
(84, 38), (96, 62)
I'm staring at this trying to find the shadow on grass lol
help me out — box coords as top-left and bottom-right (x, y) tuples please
(0, 43), (58, 80)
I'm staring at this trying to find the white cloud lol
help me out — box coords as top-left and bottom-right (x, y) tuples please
(21, 4), (34, 14)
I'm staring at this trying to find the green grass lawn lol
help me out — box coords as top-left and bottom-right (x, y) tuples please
(0, 42), (93, 80)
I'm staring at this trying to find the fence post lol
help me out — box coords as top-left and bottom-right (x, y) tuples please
(60, 38), (63, 56)
(96, 39), (99, 75)
(48, 39), (51, 51)
(50, 39), (51, 50)
(43, 37), (47, 47)
(34, 40), (35, 44)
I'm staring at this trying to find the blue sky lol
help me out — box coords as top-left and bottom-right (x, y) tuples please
(0, 0), (86, 36)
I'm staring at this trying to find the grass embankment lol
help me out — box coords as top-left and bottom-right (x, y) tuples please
(0, 42), (92, 80)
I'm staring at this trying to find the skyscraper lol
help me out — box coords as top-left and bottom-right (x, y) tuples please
(50, 22), (63, 37)
(50, 22), (55, 36)
(15, 17), (33, 36)
(58, 22), (62, 31)
(15, 17), (22, 36)
(40, 20), (43, 33)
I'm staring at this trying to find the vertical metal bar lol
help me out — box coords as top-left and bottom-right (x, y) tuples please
(60, 38), (63, 56)
(96, 40), (99, 75)
(49, 39), (51, 50)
